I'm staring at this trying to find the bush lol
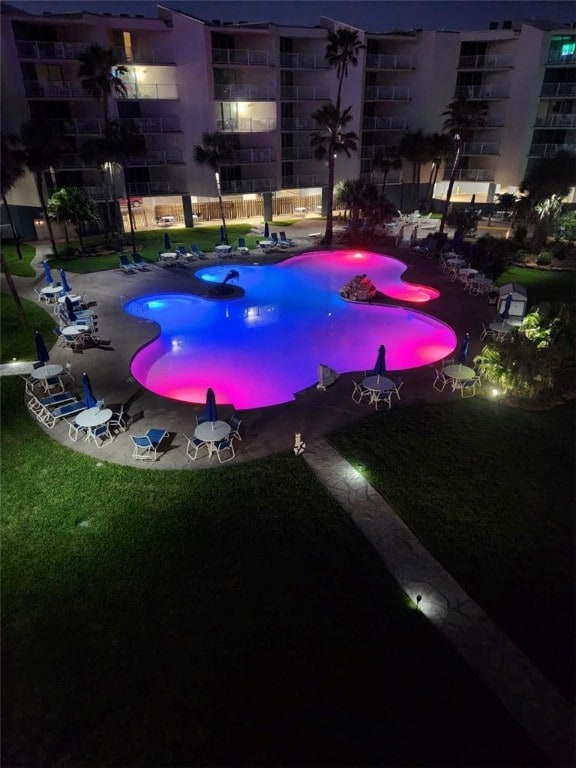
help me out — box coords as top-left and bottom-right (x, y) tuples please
(513, 226), (528, 245)
(60, 246), (78, 260)
(536, 251), (553, 266)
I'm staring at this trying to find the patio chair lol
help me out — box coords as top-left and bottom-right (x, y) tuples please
(480, 321), (496, 341)
(279, 231), (295, 247)
(183, 433), (209, 461)
(213, 437), (235, 464)
(54, 327), (69, 348)
(20, 375), (37, 396)
(458, 375), (482, 399)
(61, 361), (76, 385)
(86, 423), (114, 448)
(131, 252), (149, 271)
(34, 288), (49, 303)
(237, 237), (250, 254)
(131, 428), (168, 461)
(352, 380), (371, 404)
(40, 391), (76, 408)
(432, 367), (449, 392)
(270, 232), (280, 246)
(393, 376), (404, 401)
(68, 419), (88, 442)
(109, 404), (129, 433)
(374, 389), (393, 410)
(191, 244), (208, 260)
(119, 253), (138, 273)
(228, 414), (242, 441)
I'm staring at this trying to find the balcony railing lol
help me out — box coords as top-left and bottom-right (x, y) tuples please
(281, 147), (315, 161)
(455, 85), (509, 99)
(528, 143), (576, 157)
(461, 142), (500, 155)
(281, 174), (322, 188)
(442, 169), (495, 181)
(24, 80), (87, 98)
(360, 170), (403, 184)
(16, 40), (91, 60)
(81, 185), (114, 201)
(281, 85), (330, 101)
(58, 155), (96, 169)
(60, 116), (181, 135)
(535, 113), (576, 128)
(281, 117), (317, 131)
(217, 117), (277, 132)
(225, 149), (275, 164)
(214, 84), (273, 100)
(362, 116), (409, 130)
(364, 85), (411, 101)
(546, 54), (576, 66)
(126, 150), (184, 166)
(125, 83), (178, 99)
(458, 54), (514, 69)
(128, 181), (182, 195)
(280, 52), (327, 69)
(221, 178), (274, 193)
(540, 83), (576, 98)
(365, 54), (414, 70)
(113, 47), (174, 65)
(213, 48), (271, 66)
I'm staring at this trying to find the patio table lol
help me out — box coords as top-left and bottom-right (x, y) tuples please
(40, 285), (63, 302)
(30, 364), (64, 391)
(489, 321), (514, 340)
(194, 420), (231, 455)
(362, 375), (396, 403)
(442, 364), (476, 392)
(458, 268), (478, 277)
(159, 252), (179, 264)
(75, 407), (113, 442)
(58, 293), (82, 305)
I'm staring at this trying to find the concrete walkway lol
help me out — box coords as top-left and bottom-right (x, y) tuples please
(303, 439), (574, 767)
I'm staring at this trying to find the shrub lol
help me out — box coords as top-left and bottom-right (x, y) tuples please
(513, 225), (528, 245)
(536, 251), (552, 266)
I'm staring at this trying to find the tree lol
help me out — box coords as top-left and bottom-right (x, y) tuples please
(423, 133), (454, 212)
(48, 187), (102, 251)
(325, 28), (365, 111)
(372, 145), (402, 199)
(16, 120), (65, 257)
(310, 103), (358, 245)
(0, 253), (27, 326)
(77, 44), (128, 127)
(399, 130), (430, 211)
(533, 194), (563, 249)
(193, 132), (234, 244)
(82, 120), (146, 253)
(519, 151), (576, 203)
(439, 94), (488, 233)
(1, 134), (26, 260)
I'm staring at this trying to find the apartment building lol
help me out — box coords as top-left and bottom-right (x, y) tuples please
(1, 3), (574, 239)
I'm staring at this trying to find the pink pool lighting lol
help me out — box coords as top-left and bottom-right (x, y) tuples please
(125, 249), (456, 409)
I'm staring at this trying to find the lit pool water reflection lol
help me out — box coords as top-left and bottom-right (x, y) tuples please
(124, 249), (456, 409)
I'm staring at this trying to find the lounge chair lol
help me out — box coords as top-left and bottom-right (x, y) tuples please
(131, 428), (168, 461)
(191, 244), (208, 260)
(270, 233), (280, 246)
(131, 252), (149, 271)
(183, 433), (209, 461)
(176, 245), (189, 258)
(279, 231), (295, 247)
(119, 253), (138, 273)
(40, 399), (87, 428)
(237, 237), (250, 254)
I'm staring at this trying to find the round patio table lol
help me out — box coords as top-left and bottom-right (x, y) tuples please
(58, 293), (82, 305)
(442, 364), (476, 392)
(195, 420), (231, 455)
(30, 364), (63, 381)
(40, 285), (63, 301)
(75, 407), (112, 429)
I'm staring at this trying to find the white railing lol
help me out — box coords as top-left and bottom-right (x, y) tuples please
(126, 150), (184, 166)
(281, 117), (317, 131)
(213, 48), (271, 66)
(214, 84), (273, 100)
(540, 83), (576, 98)
(217, 117), (277, 132)
(529, 143), (576, 157)
(455, 85), (509, 99)
(535, 113), (576, 128)
(365, 54), (414, 70)
(16, 40), (91, 60)
(443, 169), (495, 181)
(461, 142), (500, 155)
(458, 54), (514, 69)
(280, 52), (327, 69)
(364, 85), (411, 100)
(362, 116), (409, 130)
(281, 174), (322, 187)
(281, 147), (315, 160)
(227, 149), (275, 164)
(113, 47), (173, 65)
(220, 178), (274, 193)
(125, 83), (178, 99)
(281, 85), (330, 100)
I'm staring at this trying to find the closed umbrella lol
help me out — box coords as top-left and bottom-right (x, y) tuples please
(164, 232), (171, 251)
(65, 295), (77, 322)
(42, 261), (53, 285)
(502, 293), (513, 320)
(457, 333), (470, 365)
(59, 269), (71, 294)
(34, 331), (49, 364)
(264, 222), (270, 239)
(205, 387), (218, 426)
(82, 372), (97, 408)
(371, 344), (387, 380)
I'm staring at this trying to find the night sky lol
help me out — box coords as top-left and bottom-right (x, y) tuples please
(4, 0), (575, 31)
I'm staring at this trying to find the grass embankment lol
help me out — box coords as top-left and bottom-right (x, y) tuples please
(1, 374), (545, 767)
(1, 242), (37, 277)
(330, 399), (575, 702)
(0, 293), (55, 363)
(496, 266), (576, 305)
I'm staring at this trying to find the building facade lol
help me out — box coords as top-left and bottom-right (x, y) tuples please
(1, 3), (574, 238)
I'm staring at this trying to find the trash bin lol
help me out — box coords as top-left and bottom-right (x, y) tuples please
(487, 289), (498, 306)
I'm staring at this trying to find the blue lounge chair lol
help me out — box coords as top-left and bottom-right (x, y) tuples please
(191, 244), (208, 260)
(40, 399), (87, 428)
(279, 231), (295, 247)
(119, 254), (138, 273)
(270, 232), (280, 246)
(132, 252), (149, 270)
(176, 245), (188, 257)
(237, 237), (250, 254)
(131, 428), (168, 461)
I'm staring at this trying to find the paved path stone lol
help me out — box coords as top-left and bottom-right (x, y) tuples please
(303, 438), (574, 766)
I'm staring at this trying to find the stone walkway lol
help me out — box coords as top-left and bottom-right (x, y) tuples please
(303, 439), (574, 767)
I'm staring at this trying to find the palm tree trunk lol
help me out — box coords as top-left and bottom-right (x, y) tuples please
(34, 172), (59, 256)
(439, 142), (462, 233)
(429, 164), (441, 211)
(1, 191), (23, 260)
(75, 221), (85, 252)
(0, 253), (27, 325)
(121, 164), (137, 253)
(214, 171), (228, 243)
(322, 145), (336, 246)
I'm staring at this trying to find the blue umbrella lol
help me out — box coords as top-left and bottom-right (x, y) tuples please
(205, 387), (218, 424)
(164, 232), (171, 251)
(264, 222), (270, 239)
(59, 269), (71, 294)
(34, 331), (49, 364)
(371, 344), (387, 378)
(82, 372), (97, 408)
(65, 296), (77, 322)
(501, 293), (513, 320)
(42, 261), (53, 285)
(457, 333), (470, 365)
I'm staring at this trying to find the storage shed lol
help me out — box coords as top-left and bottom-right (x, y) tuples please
(498, 283), (528, 320)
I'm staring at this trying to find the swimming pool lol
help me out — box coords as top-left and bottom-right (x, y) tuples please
(124, 249), (456, 409)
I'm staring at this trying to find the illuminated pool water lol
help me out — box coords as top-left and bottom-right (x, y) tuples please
(124, 249), (456, 409)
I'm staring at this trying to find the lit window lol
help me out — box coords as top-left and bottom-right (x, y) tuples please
(561, 42), (575, 56)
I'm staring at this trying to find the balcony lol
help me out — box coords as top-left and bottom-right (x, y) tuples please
(282, 174), (322, 188)
(213, 48), (272, 66)
(461, 142), (500, 155)
(281, 117), (317, 131)
(280, 52), (328, 69)
(360, 170), (403, 184)
(540, 83), (576, 98)
(113, 47), (174, 65)
(82, 185), (113, 201)
(221, 178), (274, 193)
(128, 181), (183, 195)
(535, 113), (576, 128)
(281, 147), (315, 161)
(442, 169), (495, 181)
(16, 40), (91, 60)
(217, 117), (276, 132)
(61, 116), (181, 135)
(365, 54), (414, 70)
(364, 85), (411, 101)
(58, 155), (96, 169)
(528, 143), (576, 157)
(458, 54), (514, 70)
(362, 116), (409, 130)
(225, 149), (275, 164)
(214, 84), (273, 100)
(125, 83), (178, 100)
(24, 80), (87, 98)
(281, 85), (330, 101)
(126, 150), (184, 166)
(455, 85), (509, 99)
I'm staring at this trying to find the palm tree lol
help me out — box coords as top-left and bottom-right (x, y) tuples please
(48, 187), (102, 251)
(16, 120), (64, 256)
(399, 130), (430, 211)
(519, 150), (576, 203)
(310, 103), (358, 245)
(423, 133), (454, 212)
(439, 94), (488, 233)
(82, 120), (146, 253)
(77, 44), (128, 127)
(325, 28), (365, 110)
(372, 146), (402, 199)
(533, 194), (563, 249)
(1, 134), (26, 260)
(193, 132), (234, 243)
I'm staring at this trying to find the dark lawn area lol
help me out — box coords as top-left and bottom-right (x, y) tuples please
(1, 376), (547, 768)
(496, 266), (576, 306)
(329, 398), (575, 703)
(0, 292), (56, 363)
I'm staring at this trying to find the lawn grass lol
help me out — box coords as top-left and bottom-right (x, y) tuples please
(329, 398), (575, 702)
(1, 375), (547, 768)
(496, 266), (576, 306)
(0, 293), (56, 363)
(1, 241), (37, 277)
